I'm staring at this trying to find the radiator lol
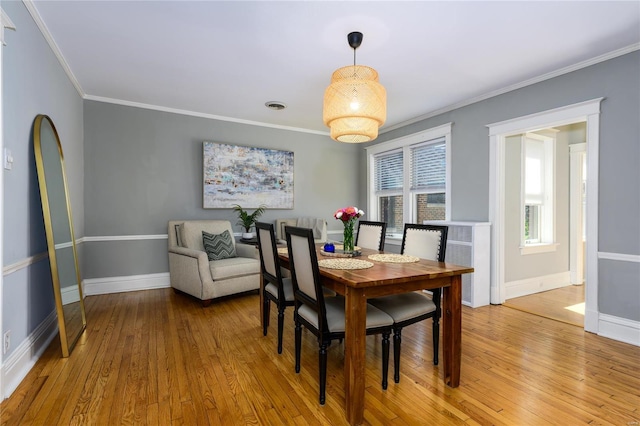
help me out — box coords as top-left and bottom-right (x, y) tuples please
(423, 221), (491, 308)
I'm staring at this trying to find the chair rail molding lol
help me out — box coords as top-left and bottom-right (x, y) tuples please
(598, 252), (640, 263)
(82, 234), (168, 242)
(1, 7), (16, 45)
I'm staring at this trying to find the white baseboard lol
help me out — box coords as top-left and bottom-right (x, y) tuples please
(61, 285), (81, 305)
(584, 307), (599, 333)
(83, 272), (170, 295)
(598, 314), (640, 346)
(1, 310), (58, 399)
(505, 271), (571, 300)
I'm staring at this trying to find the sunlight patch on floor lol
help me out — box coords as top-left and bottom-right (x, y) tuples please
(565, 302), (585, 315)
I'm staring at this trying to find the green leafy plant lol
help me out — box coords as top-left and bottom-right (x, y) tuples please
(232, 204), (266, 233)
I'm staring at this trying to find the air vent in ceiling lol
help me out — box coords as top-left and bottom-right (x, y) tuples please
(265, 101), (287, 110)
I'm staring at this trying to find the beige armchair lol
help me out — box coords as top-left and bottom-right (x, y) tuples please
(275, 218), (327, 243)
(168, 220), (260, 306)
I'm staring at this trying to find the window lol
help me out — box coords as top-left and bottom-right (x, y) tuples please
(374, 150), (403, 235)
(411, 141), (446, 222)
(521, 133), (555, 252)
(367, 124), (451, 240)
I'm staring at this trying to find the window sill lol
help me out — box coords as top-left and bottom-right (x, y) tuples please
(520, 243), (559, 255)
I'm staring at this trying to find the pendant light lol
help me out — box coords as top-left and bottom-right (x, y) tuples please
(323, 32), (387, 143)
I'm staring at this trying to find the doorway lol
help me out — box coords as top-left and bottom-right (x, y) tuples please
(488, 99), (602, 333)
(501, 124), (587, 326)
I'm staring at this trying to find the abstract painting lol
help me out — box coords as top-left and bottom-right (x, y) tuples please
(203, 142), (294, 209)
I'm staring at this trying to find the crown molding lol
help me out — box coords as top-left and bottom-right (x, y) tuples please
(381, 43), (640, 134)
(22, 0), (84, 97)
(83, 95), (329, 136)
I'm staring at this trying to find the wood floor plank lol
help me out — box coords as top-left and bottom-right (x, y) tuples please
(504, 284), (585, 326)
(2, 288), (639, 426)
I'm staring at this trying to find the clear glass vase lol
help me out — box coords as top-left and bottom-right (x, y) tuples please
(343, 219), (355, 252)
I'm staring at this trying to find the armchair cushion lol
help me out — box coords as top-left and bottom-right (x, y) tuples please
(203, 230), (237, 260)
(208, 256), (260, 280)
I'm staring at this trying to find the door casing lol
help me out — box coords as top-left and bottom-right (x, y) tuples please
(488, 98), (602, 333)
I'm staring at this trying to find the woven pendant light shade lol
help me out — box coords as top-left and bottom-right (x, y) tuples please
(323, 64), (387, 143)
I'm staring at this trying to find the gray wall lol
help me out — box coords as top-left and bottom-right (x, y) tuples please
(2, 1), (84, 359)
(82, 101), (361, 279)
(365, 51), (640, 321)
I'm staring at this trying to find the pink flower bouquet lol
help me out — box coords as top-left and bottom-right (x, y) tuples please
(333, 206), (364, 222)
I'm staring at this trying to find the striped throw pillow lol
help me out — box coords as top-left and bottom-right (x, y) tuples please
(203, 230), (237, 260)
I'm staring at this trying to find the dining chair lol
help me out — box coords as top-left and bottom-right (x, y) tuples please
(284, 226), (393, 405)
(368, 223), (448, 383)
(256, 221), (295, 354)
(355, 220), (387, 251)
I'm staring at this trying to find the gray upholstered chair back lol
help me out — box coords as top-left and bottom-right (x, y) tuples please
(401, 224), (448, 261)
(287, 229), (318, 302)
(356, 221), (387, 251)
(169, 220), (235, 252)
(257, 225), (278, 277)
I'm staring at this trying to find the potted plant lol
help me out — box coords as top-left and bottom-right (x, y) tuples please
(232, 204), (266, 239)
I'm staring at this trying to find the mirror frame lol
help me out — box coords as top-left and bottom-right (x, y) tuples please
(33, 114), (86, 357)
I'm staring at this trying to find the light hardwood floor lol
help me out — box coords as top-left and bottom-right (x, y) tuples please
(504, 285), (585, 327)
(1, 288), (638, 425)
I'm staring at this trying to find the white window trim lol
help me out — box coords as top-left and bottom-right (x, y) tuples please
(520, 242), (559, 255)
(366, 123), (452, 242)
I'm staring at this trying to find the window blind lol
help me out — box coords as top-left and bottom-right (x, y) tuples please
(410, 139), (446, 192)
(374, 150), (403, 192)
(524, 138), (545, 205)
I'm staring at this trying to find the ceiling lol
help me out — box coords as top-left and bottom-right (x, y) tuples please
(29, 1), (640, 137)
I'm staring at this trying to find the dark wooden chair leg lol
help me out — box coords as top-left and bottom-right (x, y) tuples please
(277, 308), (285, 354)
(319, 342), (328, 405)
(295, 322), (302, 373)
(263, 296), (270, 336)
(393, 328), (402, 383)
(382, 332), (390, 390)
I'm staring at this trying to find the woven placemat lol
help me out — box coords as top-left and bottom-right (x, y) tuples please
(367, 253), (420, 263)
(318, 258), (374, 270)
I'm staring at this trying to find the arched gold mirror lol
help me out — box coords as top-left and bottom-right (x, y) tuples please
(33, 114), (86, 357)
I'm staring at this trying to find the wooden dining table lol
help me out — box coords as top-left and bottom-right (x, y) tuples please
(265, 245), (474, 426)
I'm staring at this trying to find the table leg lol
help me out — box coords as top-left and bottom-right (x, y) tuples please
(344, 286), (367, 425)
(442, 275), (462, 387)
